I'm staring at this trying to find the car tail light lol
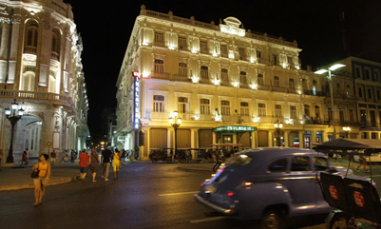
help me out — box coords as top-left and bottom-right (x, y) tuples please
(227, 192), (234, 197)
(200, 183), (205, 187)
(244, 182), (252, 186)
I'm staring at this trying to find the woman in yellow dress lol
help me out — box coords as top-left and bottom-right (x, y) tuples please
(112, 148), (121, 180)
(32, 154), (51, 206)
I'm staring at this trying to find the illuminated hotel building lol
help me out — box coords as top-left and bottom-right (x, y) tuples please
(115, 5), (360, 160)
(0, 0), (89, 164)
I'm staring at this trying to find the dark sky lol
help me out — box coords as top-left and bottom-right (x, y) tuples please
(63, 0), (381, 138)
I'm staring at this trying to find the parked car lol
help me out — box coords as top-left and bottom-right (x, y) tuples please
(194, 148), (351, 229)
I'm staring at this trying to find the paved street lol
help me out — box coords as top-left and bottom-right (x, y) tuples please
(2, 161), (381, 229)
(0, 162), (333, 229)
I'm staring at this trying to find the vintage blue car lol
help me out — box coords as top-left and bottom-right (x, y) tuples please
(194, 148), (350, 229)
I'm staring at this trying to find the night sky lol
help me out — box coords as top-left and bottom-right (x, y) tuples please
(63, 0), (381, 138)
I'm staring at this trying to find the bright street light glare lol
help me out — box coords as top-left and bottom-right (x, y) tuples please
(328, 64), (345, 71)
(314, 69), (328, 74)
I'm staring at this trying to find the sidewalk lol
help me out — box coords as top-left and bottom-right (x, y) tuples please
(0, 163), (81, 191)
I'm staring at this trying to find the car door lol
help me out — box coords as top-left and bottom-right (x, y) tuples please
(313, 156), (332, 211)
(281, 155), (319, 215)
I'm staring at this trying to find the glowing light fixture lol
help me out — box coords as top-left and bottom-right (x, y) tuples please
(250, 84), (257, 90)
(232, 81), (239, 87)
(253, 117), (260, 123)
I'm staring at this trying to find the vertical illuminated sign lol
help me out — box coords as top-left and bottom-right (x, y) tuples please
(132, 71), (140, 130)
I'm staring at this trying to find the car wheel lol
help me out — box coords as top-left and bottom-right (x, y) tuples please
(260, 210), (284, 229)
(327, 212), (349, 229)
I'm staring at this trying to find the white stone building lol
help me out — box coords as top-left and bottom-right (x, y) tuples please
(115, 6), (360, 160)
(0, 0), (89, 164)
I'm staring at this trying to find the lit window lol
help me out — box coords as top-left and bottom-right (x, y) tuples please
(221, 100), (230, 116)
(258, 103), (266, 117)
(200, 99), (210, 115)
(240, 102), (249, 116)
(153, 95), (165, 112)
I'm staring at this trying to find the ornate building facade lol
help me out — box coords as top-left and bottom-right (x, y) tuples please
(0, 0), (89, 164)
(116, 5), (362, 160)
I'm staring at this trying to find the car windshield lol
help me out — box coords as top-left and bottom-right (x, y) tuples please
(225, 154), (252, 166)
(313, 157), (329, 171)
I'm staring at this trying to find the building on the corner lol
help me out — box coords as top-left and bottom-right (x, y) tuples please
(0, 0), (89, 164)
(115, 5), (360, 160)
(335, 57), (381, 139)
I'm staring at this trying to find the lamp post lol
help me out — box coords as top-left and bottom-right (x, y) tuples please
(274, 120), (283, 147)
(343, 126), (351, 139)
(4, 99), (24, 163)
(315, 64), (346, 141)
(169, 111), (181, 159)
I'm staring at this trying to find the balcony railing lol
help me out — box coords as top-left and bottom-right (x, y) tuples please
(151, 71), (170, 80)
(154, 41), (165, 47)
(304, 90), (326, 96)
(24, 46), (37, 54)
(360, 121), (380, 128)
(0, 89), (75, 109)
(173, 74), (190, 82)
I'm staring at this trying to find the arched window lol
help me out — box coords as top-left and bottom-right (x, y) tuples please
(312, 80), (317, 95)
(221, 100), (230, 116)
(240, 71), (247, 84)
(289, 78), (295, 89)
(24, 21), (39, 54)
(178, 97), (188, 113)
(48, 75), (56, 93)
(21, 71), (35, 91)
(200, 66), (209, 79)
(200, 99), (210, 114)
(258, 103), (266, 117)
(153, 95), (165, 112)
(274, 76), (279, 87)
(221, 69), (228, 82)
(315, 106), (320, 120)
(257, 74), (264, 85)
(51, 29), (60, 60)
(240, 102), (249, 116)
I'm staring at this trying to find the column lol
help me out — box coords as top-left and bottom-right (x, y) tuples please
(311, 130), (317, 148)
(233, 134), (237, 144)
(191, 128), (199, 148)
(284, 131), (290, 147)
(141, 127), (150, 160)
(40, 111), (54, 155)
(298, 131), (304, 148)
(323, 131), (329, 142)
(167, 128), (172, 148)
(212, 132), (216, 144)
(268, 130), (274, 147)
(251, 131), (257, 148)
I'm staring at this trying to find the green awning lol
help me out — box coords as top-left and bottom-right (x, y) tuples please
(212, 126), (257, 133)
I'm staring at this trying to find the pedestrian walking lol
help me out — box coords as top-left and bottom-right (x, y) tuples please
(78, 149), (91, 180)
(355, 150), (369, 173)
(101, 145), (112, 181)
(50, 150), (57, 165)
(89, 149), (100, 182)
(112, 148), (121, 180)
(21, 148), (29, 166)
(32, 154), (51, 206)
(70, 149), (75, 163)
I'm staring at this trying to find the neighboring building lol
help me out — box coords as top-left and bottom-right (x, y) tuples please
(336, 57), (381, 139)
(115, 5), (356, 160)
(0, 0), (89, 164)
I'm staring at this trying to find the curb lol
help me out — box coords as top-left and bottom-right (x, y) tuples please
(0, 175), (80, 192)
(177, 166), (212, 173)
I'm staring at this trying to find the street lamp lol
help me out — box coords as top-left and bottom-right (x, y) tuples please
(169, 111), (181, 158)
(315, 64), (346, 141)
(274, 120), (283, 147)
(343, 126), (351, 139)
(4, 99), (24, 163)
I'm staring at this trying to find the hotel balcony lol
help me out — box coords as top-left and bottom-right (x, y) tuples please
(0, 89), (76, 111)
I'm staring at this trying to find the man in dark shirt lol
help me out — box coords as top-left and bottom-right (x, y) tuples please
(101, 145), (112, 181)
